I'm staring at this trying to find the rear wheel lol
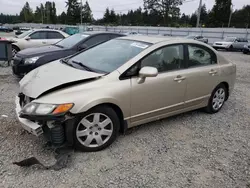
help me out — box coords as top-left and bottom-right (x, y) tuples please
(205, 84), (227, 114)
(71, 106), (120, 152)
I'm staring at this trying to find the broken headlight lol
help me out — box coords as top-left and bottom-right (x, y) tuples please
(21, 102), (74, 115)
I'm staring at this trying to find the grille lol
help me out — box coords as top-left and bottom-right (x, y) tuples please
(215, 43), (222, 45)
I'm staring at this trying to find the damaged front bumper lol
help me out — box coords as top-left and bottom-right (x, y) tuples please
(15, 96), (43, 136)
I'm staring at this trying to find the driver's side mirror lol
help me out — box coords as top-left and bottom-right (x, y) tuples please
(137, 66), (158, 84)
(25, 37), (31, 41)
(78, 44), (88, 51)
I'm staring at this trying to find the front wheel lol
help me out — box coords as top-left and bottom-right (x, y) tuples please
(243, 50), (248, 54)
(12, 45), (20, 57)
(70, 106), (120, 152)
(205, 84), (227, 114)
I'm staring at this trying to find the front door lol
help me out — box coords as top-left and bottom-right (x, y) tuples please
(184, 44), (221, 107)
(25, 31), (48, 48)
(130, 44), (187, 125)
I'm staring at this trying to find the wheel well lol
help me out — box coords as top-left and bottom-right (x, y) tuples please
(220, 82), (229, 100)
(93, 103), (127, 133)
(12, 44), (20, 51)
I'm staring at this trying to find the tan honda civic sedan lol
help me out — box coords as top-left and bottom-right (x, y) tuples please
(16, 36), (236, 151)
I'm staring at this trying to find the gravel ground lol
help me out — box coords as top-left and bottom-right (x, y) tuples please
(0, 51), (250, 188)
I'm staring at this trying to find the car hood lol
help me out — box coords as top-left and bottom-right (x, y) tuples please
(18, 45), (64, 57)
(20, 60), (104, 98)
(214, 41), (232, 45)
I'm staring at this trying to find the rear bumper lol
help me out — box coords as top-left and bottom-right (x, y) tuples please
(15, 97), (43, 136)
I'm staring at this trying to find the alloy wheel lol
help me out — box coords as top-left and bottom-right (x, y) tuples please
(12, 48), (17, 57)
(76, 113), (113, 148)
(212, 88), (225, 111)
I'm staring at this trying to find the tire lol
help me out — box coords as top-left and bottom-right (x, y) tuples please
(227, 45), (233, 51)
(243, 50), (248, 54)
(205, 84), (227, 114)
(12, 45), (20, 57)
(70, 106), (120, 152)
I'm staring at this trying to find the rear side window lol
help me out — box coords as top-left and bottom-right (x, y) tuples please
(84, 35), (109, 47)
(29, 31), (47, 39)
(47, 31), (64, 39)
(188, 44), (217, 68)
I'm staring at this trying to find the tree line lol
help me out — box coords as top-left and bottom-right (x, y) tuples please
(0, 0), (249, 28)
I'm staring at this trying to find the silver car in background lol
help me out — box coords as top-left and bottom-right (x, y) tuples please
(185, 35), (208, 44)
(213, 37), (248, 51)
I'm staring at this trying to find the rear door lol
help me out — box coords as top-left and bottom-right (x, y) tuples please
(184, 44), (220, 107)
(47, 31), (65, 45)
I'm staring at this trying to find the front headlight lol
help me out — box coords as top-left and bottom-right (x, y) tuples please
(24, 56), (40, 64)
(22, 102), (74, 115)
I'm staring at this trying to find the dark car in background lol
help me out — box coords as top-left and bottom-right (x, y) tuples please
(0, 26), (13, 33)
(12, 32), (125, 76)
(243, 43), (250, 54)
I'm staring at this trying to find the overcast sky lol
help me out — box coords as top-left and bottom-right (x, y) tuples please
(0, 0), (248, 19)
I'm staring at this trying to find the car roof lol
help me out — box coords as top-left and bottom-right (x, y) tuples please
(82, 31), (125, 36)
(27, 28), (65, 32)
(119, 35), (199, 44)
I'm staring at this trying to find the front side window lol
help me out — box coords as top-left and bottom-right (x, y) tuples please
(67, 39), (150, 73)
(188, 45), (216, 67)
(30, 31), (47, 39)
(141, 45), (184, 73)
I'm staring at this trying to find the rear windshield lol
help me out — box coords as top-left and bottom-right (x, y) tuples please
(56, 33), (89, 48)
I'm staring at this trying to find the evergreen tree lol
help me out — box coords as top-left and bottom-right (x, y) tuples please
(19, 2), (34, 22)
(209, 0), (232, 27)
(82, 1), (93, 23)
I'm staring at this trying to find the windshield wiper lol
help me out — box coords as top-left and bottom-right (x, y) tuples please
(71, 60), (96, 72)
(53, 44), (64, 48)
(61, 58), (74, 68)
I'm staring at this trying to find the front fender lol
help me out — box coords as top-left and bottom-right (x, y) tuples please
(71, 97), (121, 114)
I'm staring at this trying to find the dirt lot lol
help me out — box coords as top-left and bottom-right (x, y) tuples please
(0, 51), (250, 188)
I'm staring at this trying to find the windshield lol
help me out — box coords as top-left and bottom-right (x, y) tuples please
(17, 30), (33, 38)
(224, 37), (236, 42)
(186, 36), (195, 39)
(68, 39), (151, 73)
(56, 33), (89, 48)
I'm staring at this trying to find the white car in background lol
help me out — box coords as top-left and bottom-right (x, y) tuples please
(212, 37), (248, 51)
(8, 29), (69, 56)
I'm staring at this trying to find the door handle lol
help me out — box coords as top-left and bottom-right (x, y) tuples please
(209, 69), (217, 75)
(42, 41), (47, 44)
(174, 75), (186, 82)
